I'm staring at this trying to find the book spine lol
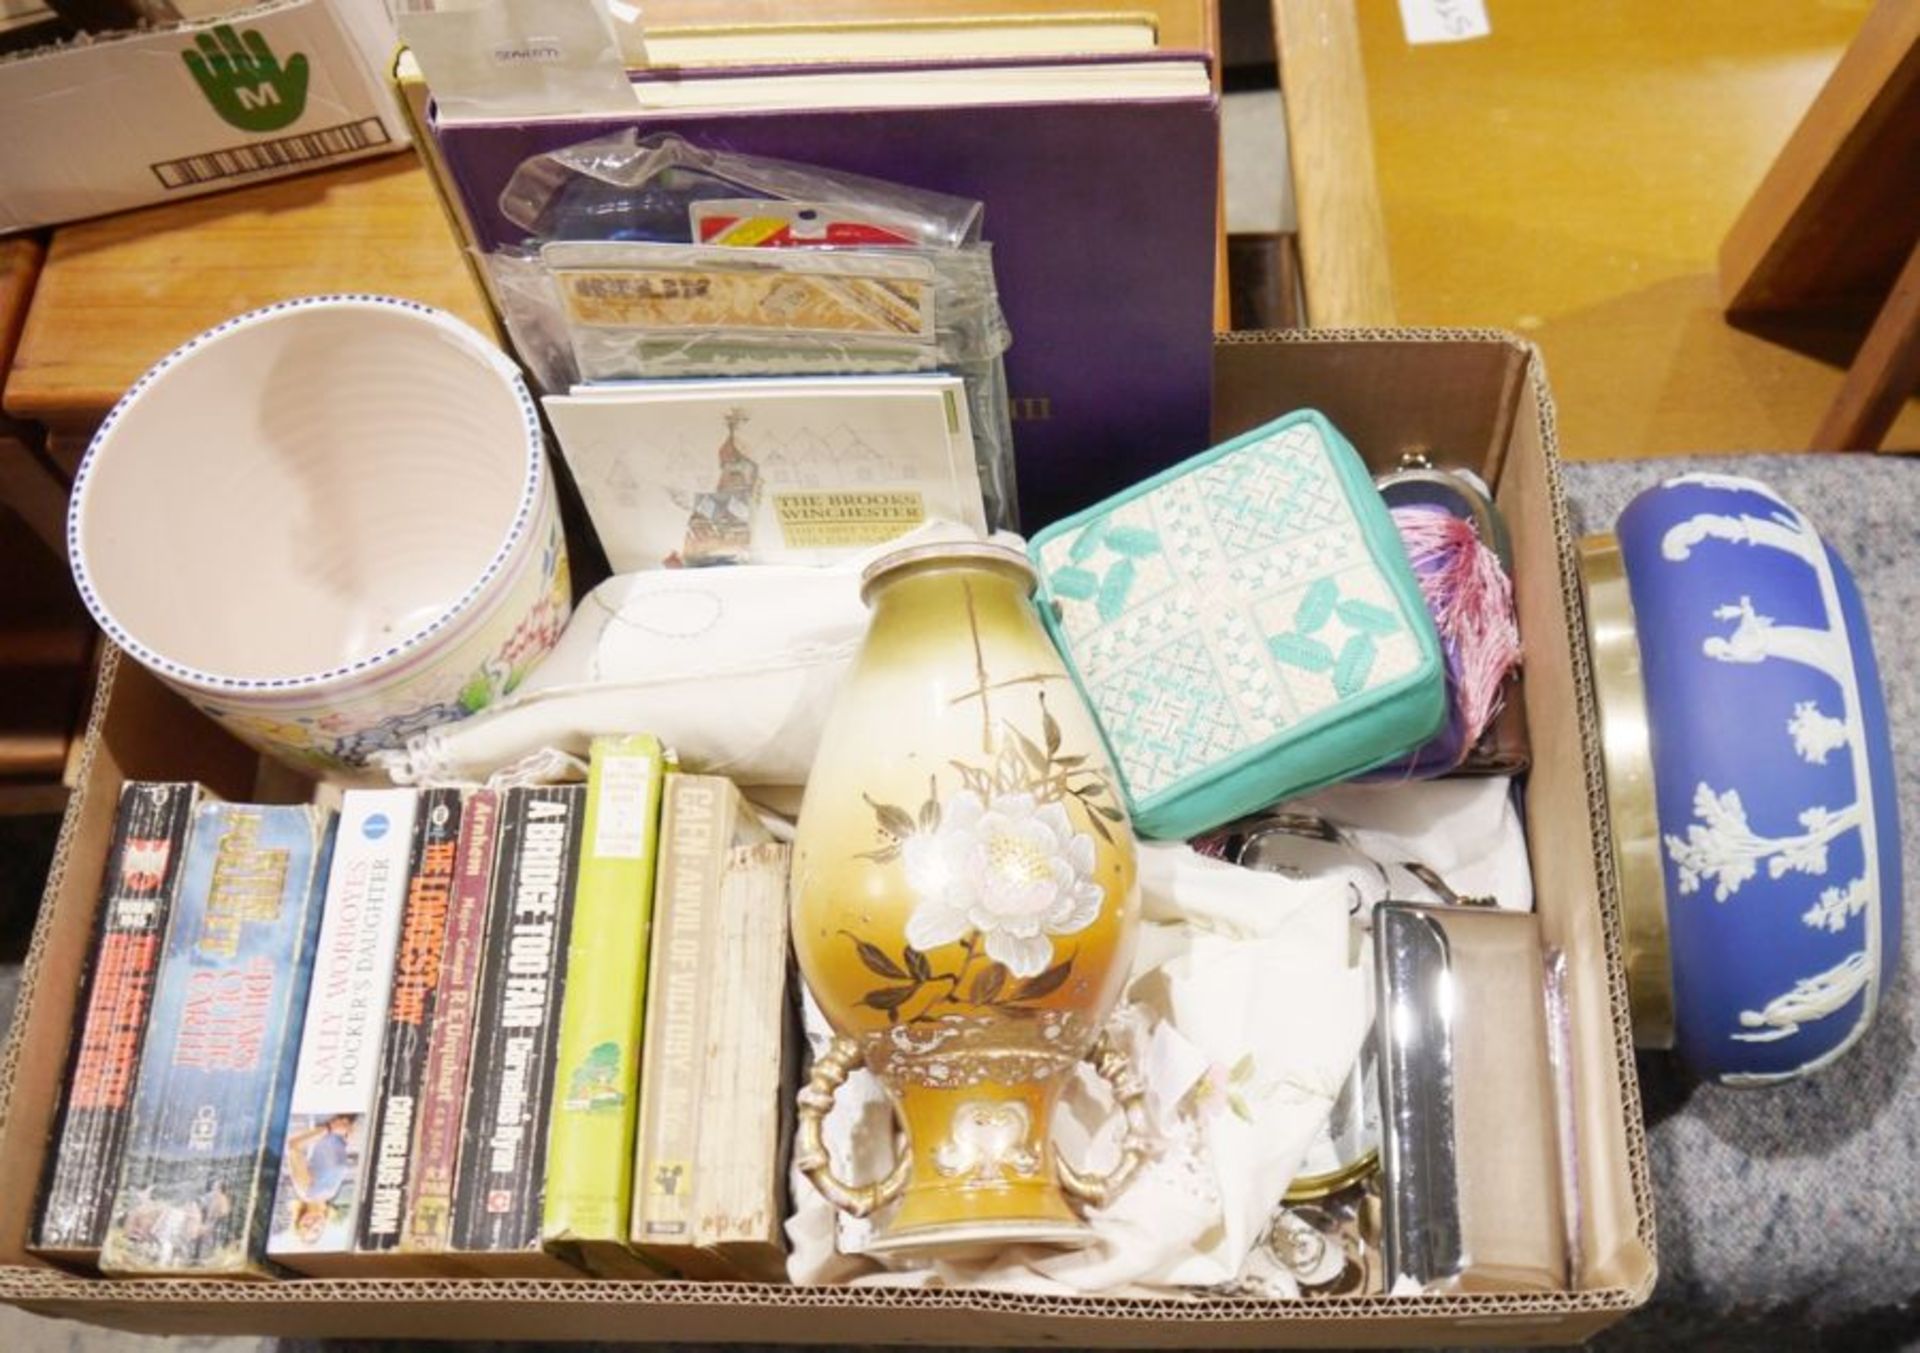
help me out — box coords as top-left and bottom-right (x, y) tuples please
(542, 736), (666, 1254)
(706, 841), (792, 1275)
(266, 789), (419, 1266)
(356, 787), (463, 1252)
(632, 776), (730, 1255)
(453, 784), (586, 1253)
(100, 803), (336, 1278)
(402, 788), (499, 1252)
(34, 782), (203, 1260)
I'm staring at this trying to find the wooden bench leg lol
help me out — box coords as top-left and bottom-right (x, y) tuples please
(1810, 232), (1920, 451)
(0, 438), (68, 562)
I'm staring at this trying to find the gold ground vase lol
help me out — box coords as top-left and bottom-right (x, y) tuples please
(791, 541), (1146, 1258)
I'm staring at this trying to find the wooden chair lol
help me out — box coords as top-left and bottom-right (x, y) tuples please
(1719, 0), (1920, 452)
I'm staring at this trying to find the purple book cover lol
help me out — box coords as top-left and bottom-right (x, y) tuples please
(432, 59), (1219, 531)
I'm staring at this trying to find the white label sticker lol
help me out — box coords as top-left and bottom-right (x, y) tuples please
(594, 756), (656, 858)
(1397, 0), (1491, 44)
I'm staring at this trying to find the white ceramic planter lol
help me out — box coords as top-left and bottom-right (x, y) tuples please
(68, 296), (571, 772)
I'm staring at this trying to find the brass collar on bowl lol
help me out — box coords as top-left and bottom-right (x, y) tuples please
(1577, 534), (1675, 1050)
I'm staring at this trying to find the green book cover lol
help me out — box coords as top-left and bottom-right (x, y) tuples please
(541, 733), (668, 1274)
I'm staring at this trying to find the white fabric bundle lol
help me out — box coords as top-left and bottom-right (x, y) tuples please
(378, 523), (989, 788)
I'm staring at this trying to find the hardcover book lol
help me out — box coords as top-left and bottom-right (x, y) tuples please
(544, 376), (986, 571)
(33, 781), (209, 1268)
(631, 776), (792, 1280)
(542, 735), (669, 1278)
(429, 51), (1219, 531)
(355, 788), (465, 1256)
(401, 789), (499, 1257)
(608, 12), (1170, 67)
(98, 803), (337, 1278)
(267, 789), (421, 1273)
(450, 784), (587, 1274)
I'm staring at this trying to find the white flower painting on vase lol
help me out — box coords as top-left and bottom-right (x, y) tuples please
(903, 790), (1106, 980)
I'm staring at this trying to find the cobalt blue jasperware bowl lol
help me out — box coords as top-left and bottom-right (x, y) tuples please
(1592, 474), (1901, 1085)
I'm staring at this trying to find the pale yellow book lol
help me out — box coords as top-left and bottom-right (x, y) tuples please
(630, 776), (793, 1281)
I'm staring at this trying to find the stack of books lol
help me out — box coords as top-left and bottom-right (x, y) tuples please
(31, 739), (794, 1282)
(402, 0), (1222, 532)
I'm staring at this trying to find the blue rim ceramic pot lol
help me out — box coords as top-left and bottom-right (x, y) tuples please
(1580, 474), (1901, 1085)
(68, 296), (570, 774)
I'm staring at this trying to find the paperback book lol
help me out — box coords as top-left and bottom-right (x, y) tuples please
(543, 735), (669, 1278)
(357, 788), (464, 1256)
(631, 776), (792, 1280)
(33, 781), (209, 1267)
(401, 789), (500, 1255)
(450, 783), (587, 1274)
(98, 803), (336, 1278)
(267, 789), (420, 1273)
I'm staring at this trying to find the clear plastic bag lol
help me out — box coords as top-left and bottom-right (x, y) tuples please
(498, 130), (984, 249)
(487, 131), (1019, 528)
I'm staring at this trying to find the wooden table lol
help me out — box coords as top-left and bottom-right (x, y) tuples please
(1718, 0), (1920, 452)
(4, 151), (493, 470)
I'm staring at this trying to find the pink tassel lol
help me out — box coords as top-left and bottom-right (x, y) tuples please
(1391, 505), (1522, 743)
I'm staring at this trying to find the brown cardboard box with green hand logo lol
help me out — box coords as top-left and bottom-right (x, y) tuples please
(0, 0), (405, 234)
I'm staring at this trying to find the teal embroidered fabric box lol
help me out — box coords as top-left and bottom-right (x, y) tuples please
(1029, 410), (1446, 839)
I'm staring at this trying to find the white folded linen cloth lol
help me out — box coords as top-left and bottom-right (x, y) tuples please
(376, 522), (989, 788)
(1288, 776), (1534, 914)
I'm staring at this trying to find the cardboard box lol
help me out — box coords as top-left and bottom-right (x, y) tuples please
(0, 0), (407, 234)
(0, 331), (1656, 1343)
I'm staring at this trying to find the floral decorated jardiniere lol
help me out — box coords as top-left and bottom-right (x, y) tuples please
(67, 296), (570, 773)
(790, 540), (1145, 1257)
(1583, 474), (1901, 1085)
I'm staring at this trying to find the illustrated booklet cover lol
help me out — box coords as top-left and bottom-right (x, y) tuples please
(544, 375), (986, 571)
(98, 803), (336, 1278)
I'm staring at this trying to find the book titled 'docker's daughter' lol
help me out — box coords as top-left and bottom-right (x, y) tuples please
(267, 789), (421, 1276)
